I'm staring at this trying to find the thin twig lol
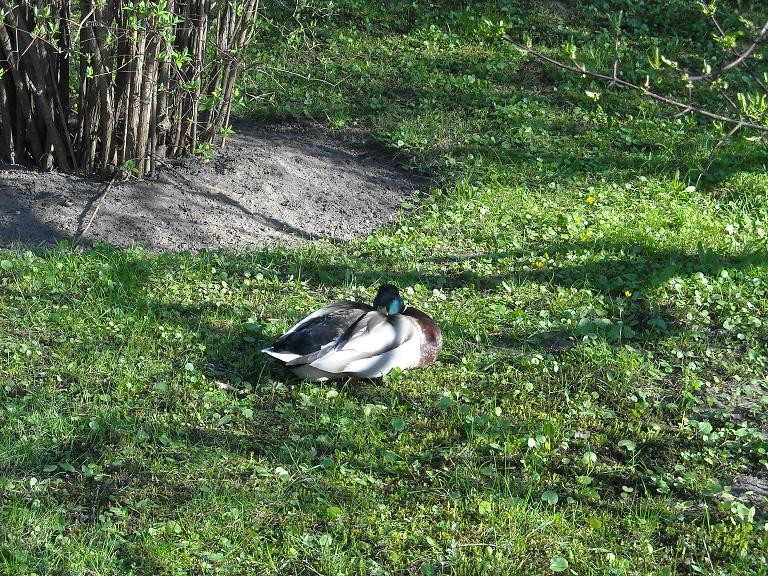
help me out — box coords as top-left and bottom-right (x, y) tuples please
(72, 173), (119, 247)
(706, 10), (768, 104)
(239, 62), (346, 87)
(687, 19), (768, 81)
(695, 122), (743, 186)
(608, 11), (623, 88)
(505, 37), (768, 132)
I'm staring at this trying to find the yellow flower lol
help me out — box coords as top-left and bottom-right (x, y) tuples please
(535, 261), (545, 269)
(586, 195), (596, 205)
(624, 290), (632, 298)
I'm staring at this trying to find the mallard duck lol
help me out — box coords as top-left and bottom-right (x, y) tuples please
(262, 284), (442, 381)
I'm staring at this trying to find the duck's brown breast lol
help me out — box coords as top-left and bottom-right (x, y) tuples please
(403, 308), (442, 367)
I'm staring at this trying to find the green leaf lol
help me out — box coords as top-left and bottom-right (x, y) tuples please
(618, 439), (636, 452)
(0, 259), (12, 271)
(319, 533), (333, 547)
(43, 464), (58, 473)
(480, 466), (497, 478)
(550, 556), (569, 572)
(698, 421), (713, 435)
(478, 500), (492, 515)
(704, 482), (724, 496)
(586, 516), (602, 529)
(382, 450), (399, 462)
(326, 506), (343, 519)
(274, 466), (289, 477)
(541, 490), (559, 505)
(391, 417), (406, 432)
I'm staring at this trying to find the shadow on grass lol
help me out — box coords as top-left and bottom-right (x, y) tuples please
(14, 238), (767, 375)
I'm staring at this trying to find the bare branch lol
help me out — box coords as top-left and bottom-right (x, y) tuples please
(687, 19), (768, 82)
(505, 37), (768, 133)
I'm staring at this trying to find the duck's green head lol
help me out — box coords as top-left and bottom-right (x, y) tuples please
(374, 284), (405, 316)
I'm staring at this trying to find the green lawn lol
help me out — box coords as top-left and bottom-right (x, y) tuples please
(2, 1), (768, 574)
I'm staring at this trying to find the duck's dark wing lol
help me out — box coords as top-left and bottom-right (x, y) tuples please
(270, 301), (373, 357)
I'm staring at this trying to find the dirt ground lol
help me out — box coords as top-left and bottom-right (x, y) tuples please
(0, 121), (428, 252)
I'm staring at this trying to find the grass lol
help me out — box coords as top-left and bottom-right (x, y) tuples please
(2, 1), (768, 574)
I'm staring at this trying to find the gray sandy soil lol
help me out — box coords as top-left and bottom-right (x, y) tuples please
(0, 121), (428, 252)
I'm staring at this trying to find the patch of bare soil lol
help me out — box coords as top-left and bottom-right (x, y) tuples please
(0, 121), (428, 252)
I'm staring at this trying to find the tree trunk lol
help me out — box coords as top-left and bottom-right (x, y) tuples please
(0, 0), (261, 178)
